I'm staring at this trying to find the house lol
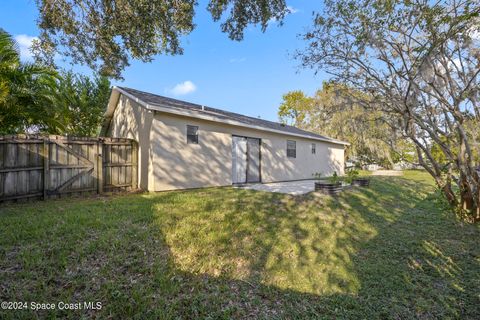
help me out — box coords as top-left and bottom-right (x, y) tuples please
(100, 87), (349, 191)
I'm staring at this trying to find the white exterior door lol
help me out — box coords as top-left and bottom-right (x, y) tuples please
(232, 136), (261, 184)
(232, 136), (247, 184)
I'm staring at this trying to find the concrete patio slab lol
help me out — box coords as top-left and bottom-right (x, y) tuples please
(371, 170), (403, 176)
(237, 180), (317, 195)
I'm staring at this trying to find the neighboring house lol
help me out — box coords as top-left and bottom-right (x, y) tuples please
(100, 87), (349, 191)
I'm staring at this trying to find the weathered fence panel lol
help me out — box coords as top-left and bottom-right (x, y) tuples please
(0, 135), (138, 202)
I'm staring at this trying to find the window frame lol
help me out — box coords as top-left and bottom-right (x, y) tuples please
(186, 125), (199, 144)
(311, 143), (316, 154)
(287, 140), (296, 158)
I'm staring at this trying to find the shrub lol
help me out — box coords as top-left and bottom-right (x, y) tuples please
(328, 172), (341, 184)
(345, 169), (360, 184)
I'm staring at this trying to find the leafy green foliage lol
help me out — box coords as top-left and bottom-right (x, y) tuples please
(34, 0), (289, 79)
(328, 171), (341, 184)
(390, 139), (416, 165)
(345, 169), (360, 184)
(278, 82), (415, 167)
(278, 90), (314, 126)
(0, 29), (61, 134)
(55, 71), (111, 136)
(429, 136), (455, 172)
(297, 0), (480, 219)
(0, 28), (112, 136)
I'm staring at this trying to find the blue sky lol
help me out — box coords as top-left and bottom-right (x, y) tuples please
(0, 0), (328, 122)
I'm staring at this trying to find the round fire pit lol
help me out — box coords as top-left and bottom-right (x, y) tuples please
(352, 178), (370, 187)
(315, 182), (342, 195)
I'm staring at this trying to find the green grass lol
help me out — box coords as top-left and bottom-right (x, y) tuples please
(0, 170), (479, 319)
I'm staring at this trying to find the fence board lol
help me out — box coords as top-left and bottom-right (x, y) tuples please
(0, 144), (4, 168)
(0, 135), (138, 202)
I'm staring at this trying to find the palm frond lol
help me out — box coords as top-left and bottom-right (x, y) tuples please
(0, 29), (20, 67)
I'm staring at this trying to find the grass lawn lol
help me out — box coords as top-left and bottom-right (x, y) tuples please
(0, 170), (479, 319)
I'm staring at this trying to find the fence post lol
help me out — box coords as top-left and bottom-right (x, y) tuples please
(97, 141), (103, 194)
(43, 138), (49, 200)
(131, 141), (138, 190)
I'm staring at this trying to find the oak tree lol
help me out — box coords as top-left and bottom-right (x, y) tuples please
(34, 0), (289, 79)
(297, 0), (480, 220)
(278, 83), (411, 168)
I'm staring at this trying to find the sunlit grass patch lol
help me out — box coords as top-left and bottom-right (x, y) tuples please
(0, 170), (479, 319)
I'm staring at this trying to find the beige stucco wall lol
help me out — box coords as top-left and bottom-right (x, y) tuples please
(150, 112), (345, 191)
(106, 95), (154, 190)
(106, 95), (345, 191)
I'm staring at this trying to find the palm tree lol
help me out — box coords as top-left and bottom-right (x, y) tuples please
(0, 29), (61, 134)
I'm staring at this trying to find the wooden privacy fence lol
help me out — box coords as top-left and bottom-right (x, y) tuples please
(0, 135), (138, 202)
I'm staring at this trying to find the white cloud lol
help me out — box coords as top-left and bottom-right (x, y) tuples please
(14, 34), (38, 61)
(229, 57), (247, 63)
(287, 6), (299, 14)
(167, 80), (197, 96)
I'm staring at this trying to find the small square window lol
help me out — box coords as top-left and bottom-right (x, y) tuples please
(287, 140), (296, 158)
(311, 143), (316, 154)
(187, 125), (198, 144)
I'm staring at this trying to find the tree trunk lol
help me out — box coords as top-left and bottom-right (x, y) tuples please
(462, 188), (480, 222)
(457, 171), (480, 221)
(442, 182), (458, 207)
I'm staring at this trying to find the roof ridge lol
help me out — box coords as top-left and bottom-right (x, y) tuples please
(117, 86), (205, 108)
(118, 86), (285, 125)
(114, 86), (349, 145)
(118, 86), (314, 131)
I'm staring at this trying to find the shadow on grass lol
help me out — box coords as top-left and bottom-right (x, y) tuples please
(1, 174), (479, 319)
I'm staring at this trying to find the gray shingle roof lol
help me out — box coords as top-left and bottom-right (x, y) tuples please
(117, 86), (348, 145)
